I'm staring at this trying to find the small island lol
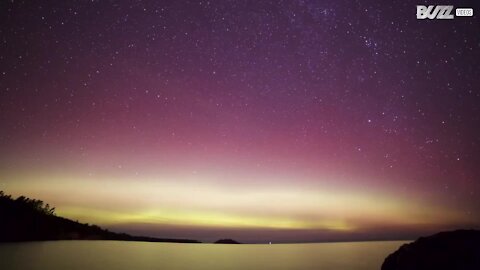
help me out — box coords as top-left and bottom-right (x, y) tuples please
(214, 239), (241, 244)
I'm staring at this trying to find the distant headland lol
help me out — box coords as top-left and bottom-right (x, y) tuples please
(214, 239), (241, 244)
(0, 191), (200, 243)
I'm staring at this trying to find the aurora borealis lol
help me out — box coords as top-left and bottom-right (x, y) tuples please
(1, 1), (479, 243)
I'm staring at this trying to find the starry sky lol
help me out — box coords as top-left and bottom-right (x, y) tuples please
(1, 0), (479, 243)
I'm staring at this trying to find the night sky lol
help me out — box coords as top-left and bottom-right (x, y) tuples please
(1, 0), (479, 243)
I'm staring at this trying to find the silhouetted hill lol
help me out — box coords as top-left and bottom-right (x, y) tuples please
(0, 191), (200, 243)
(214, 238), (241, 244)
(382, 230), (480, 270)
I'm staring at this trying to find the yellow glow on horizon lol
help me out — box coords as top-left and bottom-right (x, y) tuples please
(0, 169), (472, 232)
(57, 207), (355, 231)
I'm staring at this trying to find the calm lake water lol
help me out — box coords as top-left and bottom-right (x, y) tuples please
(0, 240), (408, 270)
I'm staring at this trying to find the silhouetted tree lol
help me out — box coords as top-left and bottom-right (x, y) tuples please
(8, 194), (56, 215)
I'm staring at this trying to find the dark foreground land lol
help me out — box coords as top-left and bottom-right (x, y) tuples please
(0, 191), (200, 243)
(382, 229), (480, 270)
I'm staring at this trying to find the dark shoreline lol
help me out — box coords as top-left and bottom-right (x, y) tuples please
(0, 191), (200, 244)
(0, 238), (411, 245)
